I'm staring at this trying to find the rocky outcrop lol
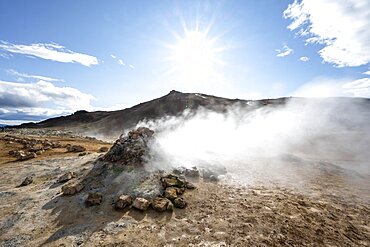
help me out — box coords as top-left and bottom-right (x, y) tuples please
(99, 146), (109, 152)
(104, 127), (154, 165)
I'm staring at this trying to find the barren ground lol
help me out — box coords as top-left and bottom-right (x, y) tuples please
(0, 131), (369, 247)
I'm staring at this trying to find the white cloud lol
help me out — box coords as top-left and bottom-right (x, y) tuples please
(0, 80), (95, 121)
(6, 69), (62, 82)
(110, 54), (116, 59)
(284, 0), (370, 67)
(0, 41), (98, 67)
(276, 45), (293, 57)
(129, 64), (135, 69)
(363, 70), (370, 75)
(294, 77), (370, 98)
(299, 56), (309, 62)
(118, 59), (125, 66)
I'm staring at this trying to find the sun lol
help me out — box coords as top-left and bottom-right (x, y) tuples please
(166, 27), (224, 89)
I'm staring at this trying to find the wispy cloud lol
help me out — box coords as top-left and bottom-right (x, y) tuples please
(129, 64), (135, 69)
(0, 41), (98, 67)
(363, 70), (370, 76)
(284, 0), (370, 67)
(299, 56), (309, 62)
(110, 54), (116, 59)
(6, 69), (63, 82)
(118, 59), (125, 66)
(276, 45), (293, 57)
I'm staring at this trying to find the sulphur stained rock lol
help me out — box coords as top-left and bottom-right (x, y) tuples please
(57, 172), (77, 183)
(161, 174), (186, 188)
(62, 182), (84, 195)
(86, 192), (103, 207)
(151, 197), (172, 212)
(165, 187), (178, 200)
(115, 195), (132, 209)
(132, 197), (150, 211)
(173, 197), (187, 209)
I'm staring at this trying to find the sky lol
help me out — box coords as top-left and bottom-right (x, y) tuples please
(0, 0), (370, 124)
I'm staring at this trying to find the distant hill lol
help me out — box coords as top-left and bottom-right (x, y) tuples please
(13, 90), (369, 138)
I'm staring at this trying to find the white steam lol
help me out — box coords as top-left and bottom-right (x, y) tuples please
(138, 98), (370, 191)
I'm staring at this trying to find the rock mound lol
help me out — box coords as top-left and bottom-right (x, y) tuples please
(104, 127), (154, 165)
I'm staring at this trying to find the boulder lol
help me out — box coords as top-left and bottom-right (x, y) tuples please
(132, 197), (150, 211)
(167, 201), (174, 211)
(62, 182), (84, 195)
(161, 174), (186, 188)
(151, 197), (171, 212)
(66, 145), (86, 152)
(57, 172), (77, 183)
(173, 197), (187, 209)
(115, 195), (132, 209)
(165, 187), (178, 200)
(78, 152), (88, 156)
(85, 192), (103, 207)
(19, 176), (33, 186)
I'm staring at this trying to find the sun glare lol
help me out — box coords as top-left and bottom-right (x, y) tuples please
(167, 27), (224, 89)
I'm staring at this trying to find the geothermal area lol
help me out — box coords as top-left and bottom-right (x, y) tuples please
(0, 94), (369, 247)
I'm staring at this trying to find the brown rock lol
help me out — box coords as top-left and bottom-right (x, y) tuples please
(167, 201), (174, 211)
(66, 145), (86, 152)
(186, 182), (196, 189)
(151, 197), (171, 212)
(132, 197), (150, 211)
(16, 151), (37, 161)
(85, 192), (103, 207)
(185, 167), (200, 178)
(19, 176), (33, 186)
(115, 195), (132, 209)
(161, 174), (186, 188)
(173, 197), (187, 209)
(58, 172), (77, 183)
(99, 146), (109, 152)
(165, 187), (178, 200)
(62, 182), (84, 195)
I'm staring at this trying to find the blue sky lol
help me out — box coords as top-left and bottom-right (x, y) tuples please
(0, 0), (369, 124)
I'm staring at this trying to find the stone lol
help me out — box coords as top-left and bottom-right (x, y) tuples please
(173, 197), (187, 209)
(8, 150), (15, 156)
(62, 182), (84, 195)
(151, 197), (171, 212)
(99, 146), (109, 152)
(86, 192), (103, 207)
(35, 150), (43, 155)
(132, 197), (150, 211)
(115, 195), (132, 209)
(78, 152), (87, 156)
(57, 172), (77, 183)
(167, 201), (174, 211)
(165, 187), (178, 200)
(16, 151), (37, 161)
(185, 167), (200, 178)
(186, 182), (196, 190)
(161, 174), (186, 188)
(19, 176), (33, 186)
(66, 145), (86, 152)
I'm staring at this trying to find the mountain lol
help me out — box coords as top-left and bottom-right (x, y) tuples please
(14, 90), (288, 137)
(15, 90), (368, 138)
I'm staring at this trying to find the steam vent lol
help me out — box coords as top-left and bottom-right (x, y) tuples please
(60, 127), (200, 213)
